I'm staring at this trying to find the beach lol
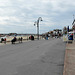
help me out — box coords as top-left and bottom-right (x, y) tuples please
(0, 35), (42, 44)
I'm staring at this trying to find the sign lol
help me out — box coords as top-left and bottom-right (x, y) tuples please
(73, 30), (75, 41)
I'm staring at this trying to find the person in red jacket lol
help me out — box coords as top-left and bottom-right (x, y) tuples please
(4, 38), (6, 44)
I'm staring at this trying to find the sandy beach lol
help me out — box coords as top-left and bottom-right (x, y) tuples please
(0, 35), (42, 44)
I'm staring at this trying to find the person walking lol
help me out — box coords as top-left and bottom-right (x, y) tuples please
(20, 37), (23, 43)
(4, 38), (6, 44)
(18, 37), (21, 43)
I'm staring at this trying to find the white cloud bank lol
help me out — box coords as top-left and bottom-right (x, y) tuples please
(0, 0), (75, 33)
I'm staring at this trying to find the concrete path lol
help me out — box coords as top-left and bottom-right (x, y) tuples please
(0, 38), (66, 75)
(63, 42), (75, 75)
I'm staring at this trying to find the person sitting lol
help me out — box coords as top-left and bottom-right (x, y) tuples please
(30, 35), (34, 40)
(1, 38), (4, 43)
(11, 37), (17, 44)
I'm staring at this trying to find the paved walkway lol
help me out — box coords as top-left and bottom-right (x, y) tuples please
(0, 38), (65, 75)
(63, 41), (75, 75)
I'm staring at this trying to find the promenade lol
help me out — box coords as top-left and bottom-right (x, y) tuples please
(1, 38), (75, 75)
(63, 41), (75, 75)
(0, 38), (65, 75)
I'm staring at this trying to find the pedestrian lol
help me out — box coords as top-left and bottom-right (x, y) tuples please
(20, 37), (23, 43)
(18, 37), (21, 43)
(4, 38), (6, 44)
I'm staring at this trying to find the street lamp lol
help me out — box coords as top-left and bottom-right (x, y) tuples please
(34, 17), (43, 40)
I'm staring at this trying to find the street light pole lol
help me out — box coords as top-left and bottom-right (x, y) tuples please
(34, 17), (43, 40)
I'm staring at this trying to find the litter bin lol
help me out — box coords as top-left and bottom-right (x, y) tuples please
(68, 35), (73, 40)
(68, 34), (73, 43)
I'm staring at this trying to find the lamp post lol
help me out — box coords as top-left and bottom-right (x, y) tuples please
(34, 17), (43, 40)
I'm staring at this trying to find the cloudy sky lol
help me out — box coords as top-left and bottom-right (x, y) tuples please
(0, 0), (75, 34)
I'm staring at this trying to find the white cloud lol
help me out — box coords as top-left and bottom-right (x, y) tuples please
(0, 0), (74, 33)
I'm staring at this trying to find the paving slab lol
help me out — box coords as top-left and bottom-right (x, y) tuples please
(63, 42), (75, 75)
(0, 39), (65, 75)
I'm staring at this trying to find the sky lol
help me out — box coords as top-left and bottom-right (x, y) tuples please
(0, 0), (75, 34)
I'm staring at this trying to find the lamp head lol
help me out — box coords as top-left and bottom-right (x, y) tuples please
(38, 17), (43, 21)
(41, 19), (43, 21)
(34, 24), (35, 26)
